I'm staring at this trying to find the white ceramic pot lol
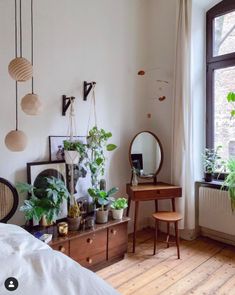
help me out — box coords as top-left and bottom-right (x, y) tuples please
(96, 209), (109, 224)
(112, 208), (124, 220)
(64, 150), (80, 165)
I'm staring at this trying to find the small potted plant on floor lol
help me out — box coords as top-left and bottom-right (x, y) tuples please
(111, 197), (128, 220)
(202, 146), (223, 182)
(88, 187), (118, 223)
(67, 195), (81, 231)
(17, 177), (70, 226)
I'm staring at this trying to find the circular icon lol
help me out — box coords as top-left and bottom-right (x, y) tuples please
(4, 277), (19, 291)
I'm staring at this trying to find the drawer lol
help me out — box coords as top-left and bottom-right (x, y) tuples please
(108, 223), (128, 260)
(70, 229), (107, 266)
(133, 188), (182, 201)
(51, 241), (69, 256)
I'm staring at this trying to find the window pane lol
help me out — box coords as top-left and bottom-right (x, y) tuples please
(214, 66), (235, 161)
(214, 11), (235, 57)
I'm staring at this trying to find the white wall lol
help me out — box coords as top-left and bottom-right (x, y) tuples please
(0, 0), (151, 226)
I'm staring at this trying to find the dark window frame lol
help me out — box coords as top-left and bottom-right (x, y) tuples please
(206, 0), (235, 180)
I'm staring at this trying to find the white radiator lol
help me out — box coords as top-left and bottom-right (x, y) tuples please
(199, 187), (235, 236)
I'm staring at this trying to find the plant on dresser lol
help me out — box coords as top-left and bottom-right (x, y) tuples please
(111, 197), (128, 220)
(88, 187), (118, 223)
(67, 195), (82, 231)
(17, 177), (69, 226)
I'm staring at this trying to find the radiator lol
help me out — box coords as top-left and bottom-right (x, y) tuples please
(199, 187), (235, 236)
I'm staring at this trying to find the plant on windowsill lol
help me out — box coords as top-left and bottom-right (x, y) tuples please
(86, 126), (117, 189)
(88, 187), (118, 223)
(202, 146), (224, 182)
(17, 177), (70, 226)
(111, 197), (128, 220)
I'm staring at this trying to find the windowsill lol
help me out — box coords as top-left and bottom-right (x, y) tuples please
(196, 179), (226, 189)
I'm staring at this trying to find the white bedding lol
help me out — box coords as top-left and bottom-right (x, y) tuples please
(0, 223), (120, 295)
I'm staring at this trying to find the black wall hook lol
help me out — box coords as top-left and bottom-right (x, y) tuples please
(62, 95), (75, 116)
(83, 81), (96, 101)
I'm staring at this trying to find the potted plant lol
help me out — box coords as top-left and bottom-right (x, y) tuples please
(88, 187), (118, 223)
(202, 146), (223, 182)
(63, 140), (87, 165)
(67, 195), (81, 231)
(17, 177), (69, 226)
(111, 197), (128, 220)
(86, 126), (117, 188)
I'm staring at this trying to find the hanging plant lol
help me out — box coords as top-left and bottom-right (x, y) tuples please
(86, 126), (117, 188)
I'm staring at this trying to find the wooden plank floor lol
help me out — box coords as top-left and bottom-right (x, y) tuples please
(97, 228), (235, 295)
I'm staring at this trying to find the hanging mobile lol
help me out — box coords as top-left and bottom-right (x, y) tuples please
(5, 0), (27, 152)
(8, 0), (33, 82)
(21, 0), (42, 115)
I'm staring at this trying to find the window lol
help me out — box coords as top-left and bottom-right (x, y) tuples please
(207, 0), (235, 163)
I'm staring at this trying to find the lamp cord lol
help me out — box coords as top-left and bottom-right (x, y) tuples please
(31, 0), (34, 93)
(15, 0), (18, 130)
(19, 0), (22, 57)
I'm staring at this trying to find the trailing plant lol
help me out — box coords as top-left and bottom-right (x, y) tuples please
(222, 159), (235, 212)
(17, 177), (69, 223)
(202, 146), (224, 174)
(227, 92), (235, 117)
(111, 198), (128, 210)
(63, 140), (87, 160)
(88, 187), (118, 210)
(86, 126), (117, 188)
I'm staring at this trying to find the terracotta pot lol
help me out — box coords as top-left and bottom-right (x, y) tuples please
(96, 209), (109, 224)
(67, 216), (81, 231)
(64, 150), (80, 165)
(112, 208), (124, 220)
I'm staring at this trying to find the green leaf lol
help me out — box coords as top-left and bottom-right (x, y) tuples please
(231, 110), (235, 117)
(106, 144), (117, 151)
(96, 158), (103, 166)
(227, 92), (235, 102)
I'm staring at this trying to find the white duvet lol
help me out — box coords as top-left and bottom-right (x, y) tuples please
(0, 223), (120, 295)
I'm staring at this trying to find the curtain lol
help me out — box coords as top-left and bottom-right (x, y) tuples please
(171, 0), (195, 238)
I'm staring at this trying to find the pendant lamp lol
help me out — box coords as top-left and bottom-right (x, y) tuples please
(5, 0), (27, 152)
(8, 0), (33, 82)
(21, 0), (42, 115)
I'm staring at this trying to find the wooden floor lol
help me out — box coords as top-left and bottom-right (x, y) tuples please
(97, 228), (235, 295)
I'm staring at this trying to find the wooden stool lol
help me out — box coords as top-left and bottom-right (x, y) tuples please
(152, 211), (182, 259)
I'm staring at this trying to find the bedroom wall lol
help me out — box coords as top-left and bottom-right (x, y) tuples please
(0, 0), (150, 225)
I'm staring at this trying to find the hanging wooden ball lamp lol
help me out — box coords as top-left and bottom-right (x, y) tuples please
(8, 57), (33, 82)
(8, 0), (33, 82)
(5, 129), (27, 152)
(21, 0), (42, 116)
(21, 93), (42, 115)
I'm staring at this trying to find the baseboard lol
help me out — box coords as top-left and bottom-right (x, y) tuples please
(201, 226), (235, 246)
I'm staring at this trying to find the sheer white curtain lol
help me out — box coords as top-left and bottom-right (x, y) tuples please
(171, 0), (195, 238)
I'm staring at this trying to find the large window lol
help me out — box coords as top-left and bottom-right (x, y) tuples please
(207, 0), (235, 163)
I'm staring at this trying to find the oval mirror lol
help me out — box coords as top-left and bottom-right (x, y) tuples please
(129, 131), (163, 180)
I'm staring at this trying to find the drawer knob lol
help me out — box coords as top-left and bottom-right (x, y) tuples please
(59, 246), (65, 253)
(111, 229), (117, 235)
(87, 238), (93, 244)
(87, 257), (93, 264)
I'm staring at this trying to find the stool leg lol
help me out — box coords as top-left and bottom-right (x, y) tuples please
(166, 222), (170, 248)
(175, 221), (180, 259)
(153, 219), (158, 255)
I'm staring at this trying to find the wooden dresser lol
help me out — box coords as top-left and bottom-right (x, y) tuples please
(26, 217), (130, 271)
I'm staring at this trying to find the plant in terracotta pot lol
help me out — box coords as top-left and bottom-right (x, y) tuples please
(111, 197), (128, 220)
(202, 146), (224, 182)
(88, 187), (118, 224)
(17, 177), (69, 226)
(67, 195), (81, 231)
(86, 126), (117, 189)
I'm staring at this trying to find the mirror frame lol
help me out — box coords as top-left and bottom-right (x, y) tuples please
(0, 177), (19, 223)
(129, 131), (164, 182)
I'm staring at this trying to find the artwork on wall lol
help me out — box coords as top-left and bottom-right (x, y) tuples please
(27, 161), (68, 219)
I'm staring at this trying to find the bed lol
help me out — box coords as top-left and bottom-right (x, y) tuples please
(0, 223), (120, 295)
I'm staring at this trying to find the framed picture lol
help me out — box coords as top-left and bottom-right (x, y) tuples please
(49, 136), (86, 162)
(27, 161), (68, 220)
